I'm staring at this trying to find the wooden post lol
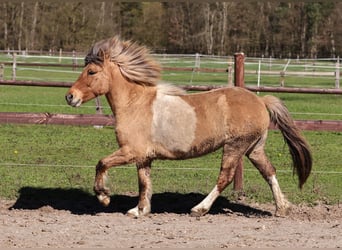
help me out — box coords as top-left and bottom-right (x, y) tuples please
(72, 50), (77, 71)
(233, 52), (244, 191)
(94, 97), (103, 129)
(234, 52), (245, 88)
(12, 53), (17, 80)
(336, 56), (340, 89)
(59, 48), (62, 63)
(227, 57), (233, 87)
(195, 53), (200, 69)
(268, 56), (272, 70)
(280, 71), (285, 87)
(0, 64), (4, 80)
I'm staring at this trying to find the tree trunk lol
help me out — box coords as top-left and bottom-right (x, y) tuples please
(204, 3), (214, 55)
(18, 2), (24, 51)
(93, 2), (105, 43)
(219, 2), (228, 56)
(30, 2), (39, 50)
(3, 3), (8, 49)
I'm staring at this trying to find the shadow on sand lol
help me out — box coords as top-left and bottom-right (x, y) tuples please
(10, 186), (272, 217)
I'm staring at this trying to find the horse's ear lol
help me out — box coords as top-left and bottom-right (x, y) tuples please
(98, 49), (105, 60)
(99, 49), (112, 63)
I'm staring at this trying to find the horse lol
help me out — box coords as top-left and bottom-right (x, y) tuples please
(65, 36), (312, 218)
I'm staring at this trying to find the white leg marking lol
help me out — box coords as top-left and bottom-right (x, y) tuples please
(268, 175), (291, 216)
(97, 194), (111, 207)
(127, 205), (151, 218)
(191, 185), (220, 216)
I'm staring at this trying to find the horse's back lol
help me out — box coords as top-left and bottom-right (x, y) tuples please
(169, 87), (271, 157)
(183, 87), (269, 132)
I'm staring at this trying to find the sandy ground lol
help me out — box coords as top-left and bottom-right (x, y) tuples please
(0, 189), (341, 248)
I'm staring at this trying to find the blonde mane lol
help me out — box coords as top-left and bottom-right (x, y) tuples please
(157, 82), (186, 96)
(85, 36), (161, 86)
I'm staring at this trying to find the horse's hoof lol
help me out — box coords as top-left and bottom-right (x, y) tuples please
(190, 207), (209, 217)
(127, 206), (150, 218)
(275, 204), (292, 217)
(97, 194), (111, 207)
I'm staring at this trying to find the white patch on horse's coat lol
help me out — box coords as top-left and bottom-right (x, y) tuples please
(152, 88), (196, 153)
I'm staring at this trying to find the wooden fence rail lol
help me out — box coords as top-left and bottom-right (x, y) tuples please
(0, 112), (115, 126)
(0, 112), (341, 131)
(0, 80), (72, 87)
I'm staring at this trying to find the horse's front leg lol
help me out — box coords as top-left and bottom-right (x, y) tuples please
(94, 146), (135, 207)
(127, 161), (152, 218)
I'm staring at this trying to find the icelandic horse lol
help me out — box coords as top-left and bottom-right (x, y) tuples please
(65, 36), (312, 217)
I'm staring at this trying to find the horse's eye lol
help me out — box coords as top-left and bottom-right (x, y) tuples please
(88, 69), (97, 75)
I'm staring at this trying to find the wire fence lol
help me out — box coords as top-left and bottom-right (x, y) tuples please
(1, 52), (341, 85)
(1, 162), (342, 175)
(1, 52), (341, 118)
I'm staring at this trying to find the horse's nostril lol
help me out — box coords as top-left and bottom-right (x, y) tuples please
(66, 94), (73, 103)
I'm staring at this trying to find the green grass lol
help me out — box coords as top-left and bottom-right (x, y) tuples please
(0, 125), (341, 205)
(0, 54), (341, 205)
(0, 85), (112, 114)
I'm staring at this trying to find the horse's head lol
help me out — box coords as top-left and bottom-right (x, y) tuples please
(65, 55), (112, 107)
(66, 36), (161, 107)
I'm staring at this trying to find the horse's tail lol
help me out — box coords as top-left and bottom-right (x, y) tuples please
(262, 95), (312, 189)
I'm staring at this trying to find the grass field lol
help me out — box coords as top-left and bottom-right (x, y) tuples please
(0, 125), (340, 205)
(0, 53), (341, 205)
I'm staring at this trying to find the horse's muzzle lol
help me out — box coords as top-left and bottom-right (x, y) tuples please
(65, 93), (81, 107)
(65, 94), (73, 104)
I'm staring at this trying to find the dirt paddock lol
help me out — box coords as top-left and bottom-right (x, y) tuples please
(0, 188), (341, 248)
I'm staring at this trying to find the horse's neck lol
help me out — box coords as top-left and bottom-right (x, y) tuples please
(105, 80), (156, 117)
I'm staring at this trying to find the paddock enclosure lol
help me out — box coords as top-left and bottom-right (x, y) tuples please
(0, 50), (341, 247)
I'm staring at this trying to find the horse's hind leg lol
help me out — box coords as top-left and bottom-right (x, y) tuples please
(191, 144), (241, 217)
(127, 161), (152, 218)
(246, 132), (291, 216)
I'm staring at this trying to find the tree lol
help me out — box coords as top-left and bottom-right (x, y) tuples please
(133, 2), (166, 50)
(30, 2), (39, 50)
(0, 2), (341, 57)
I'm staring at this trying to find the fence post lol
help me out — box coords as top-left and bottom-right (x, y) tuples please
(227, 57), (233, 87)
(280, 71), (285, 87)
(336, 56), (340, 89)
(12, 53), (17, 80)
(59, 48), (62, 63)
(195, 53), (200, 69)
(280, 59), (291, 87)
(268, 56), (272, 70)
(257, 59), (261, 93)
(94, 97), (104, 129)
(233, 52), (245, 191)
(72, 50), (77, 71)
(0, 64), (4, 80)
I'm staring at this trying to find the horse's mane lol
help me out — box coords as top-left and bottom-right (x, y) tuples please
(85, 36), (161, 86)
